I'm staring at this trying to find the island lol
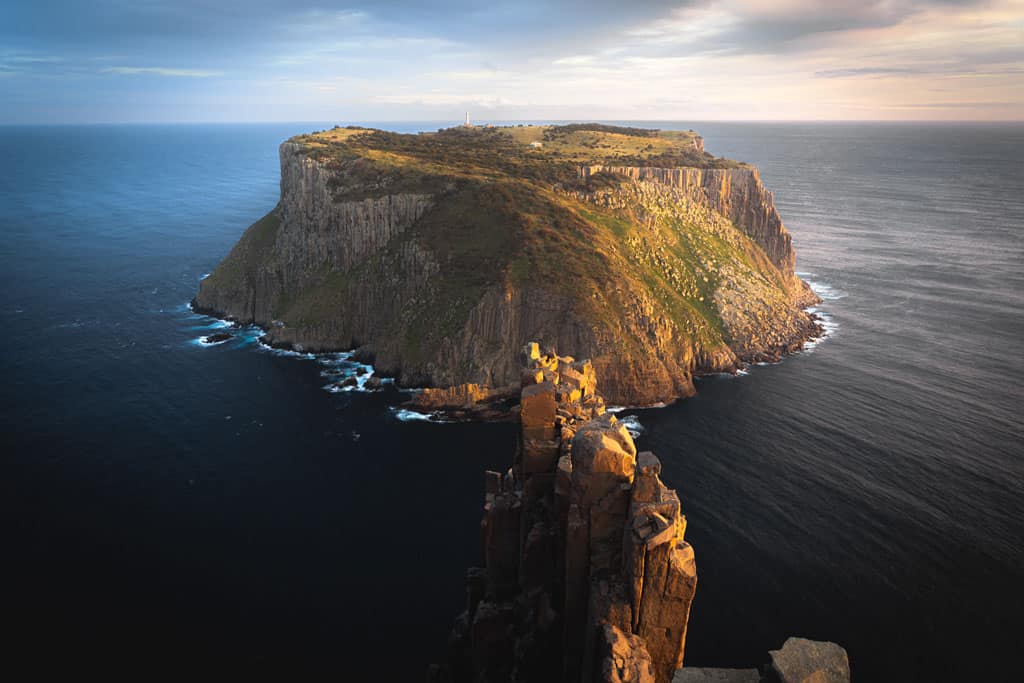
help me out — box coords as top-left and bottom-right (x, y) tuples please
(193, 123), (822, 409)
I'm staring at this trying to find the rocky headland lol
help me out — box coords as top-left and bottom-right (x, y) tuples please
(193, 123), (822, 409)
(433, 343), (849, 683)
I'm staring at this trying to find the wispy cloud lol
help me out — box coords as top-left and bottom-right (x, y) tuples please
(370, 92), (526, 107)
(552, 55), (596, 66)
(1, 0), (1022, 122)
(815, 67), (921, 78)
(102, 66), (221, 77)
(7, 55), (63, 64)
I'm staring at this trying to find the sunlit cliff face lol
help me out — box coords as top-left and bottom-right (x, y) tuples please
(1, 0), (1021, 122)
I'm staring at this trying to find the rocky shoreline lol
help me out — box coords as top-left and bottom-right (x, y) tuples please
(409, 307), (825, 419)
(193, 288), (826, 423)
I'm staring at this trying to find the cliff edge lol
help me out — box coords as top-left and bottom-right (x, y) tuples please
(194, 123), (821, 406)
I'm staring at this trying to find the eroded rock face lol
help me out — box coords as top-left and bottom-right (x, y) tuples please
(577, 166), (794, 277)
(438, 343), (697, 683)
(598, 623), (658, 683)
(279, 142), (435, 272)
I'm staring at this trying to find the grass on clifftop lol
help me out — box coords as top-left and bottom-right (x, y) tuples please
(289, 123), (743, 200)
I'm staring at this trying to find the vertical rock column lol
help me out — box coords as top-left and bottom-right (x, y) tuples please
(624, 452), (698, 680)
(439, 342), (696, 683)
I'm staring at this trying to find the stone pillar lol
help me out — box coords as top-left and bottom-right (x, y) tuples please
(623, 452), (698, 683)
(564, 415), (638, 679)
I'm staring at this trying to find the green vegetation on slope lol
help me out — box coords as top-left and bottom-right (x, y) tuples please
(202, 208), (281, 294)
(201, 123), (805, 393)
(275, 125), (790, 354)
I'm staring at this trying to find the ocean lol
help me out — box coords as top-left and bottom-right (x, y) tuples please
(2, 122), (1021, 679)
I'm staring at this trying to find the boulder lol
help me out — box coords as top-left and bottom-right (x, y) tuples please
(571, 418), (637, 508)
(202, 331), (232, 344)
(769, 637), (850, 683)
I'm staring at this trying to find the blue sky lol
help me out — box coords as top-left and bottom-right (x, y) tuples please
(2, 0), (1022, 123)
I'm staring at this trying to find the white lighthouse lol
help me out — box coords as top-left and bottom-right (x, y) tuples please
(464, 112), (471, 127)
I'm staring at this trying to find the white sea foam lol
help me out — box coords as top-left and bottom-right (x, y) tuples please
(705, 368), (749, 378)
(801, 307), (839, 352)
(182, 301), (385, 391)
(391, 408), (453, 423)
(190, 319), (233, 331)
(799, 273), (846, 301)
(617, 414), (645, 439)
(195, 335), (230, 346)
(255, 338), (315, 359)
(316, 353), (388, 392)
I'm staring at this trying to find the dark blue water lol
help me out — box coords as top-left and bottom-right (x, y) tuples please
(652, 121), (1024, 681)
(2, 122), (1022, 679)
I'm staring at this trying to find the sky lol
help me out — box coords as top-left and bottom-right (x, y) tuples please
(1, 0), (1022, 123)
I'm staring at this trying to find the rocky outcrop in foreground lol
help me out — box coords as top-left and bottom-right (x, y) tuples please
(435, 344), (850, 683)
(436, 342), (697, 683)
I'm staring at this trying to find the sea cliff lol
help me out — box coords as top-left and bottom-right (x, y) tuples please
(194, 124), (821, 406)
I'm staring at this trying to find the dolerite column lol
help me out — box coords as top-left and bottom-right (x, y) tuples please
(520, 380), (560, 475)
(623, 451), (698, 683)
(439, 342), (697, 683)
(515, 345), (565, 679)
(563, 415), (637, 680)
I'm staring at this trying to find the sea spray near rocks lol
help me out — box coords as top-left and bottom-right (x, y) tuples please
(187, 304), (394, 396)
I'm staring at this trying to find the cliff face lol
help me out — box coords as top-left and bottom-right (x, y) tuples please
(578, 166), (794, 278)
(437, 343), (697, 683)
(278, 141), (435, 274)
(194, 143), (436, 338)
(194, 124), (820, 406)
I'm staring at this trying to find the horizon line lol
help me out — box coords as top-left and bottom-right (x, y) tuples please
(2, 118), (1023, 126)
